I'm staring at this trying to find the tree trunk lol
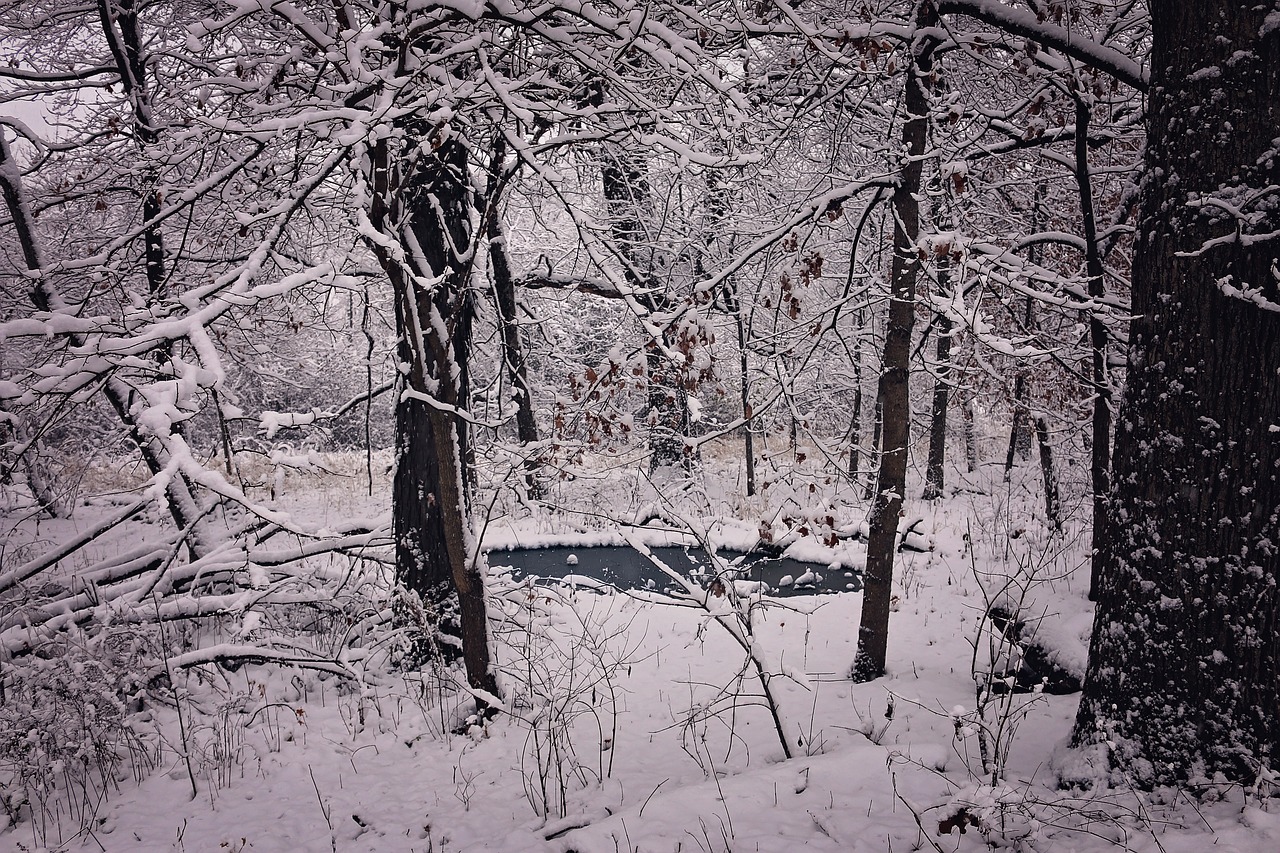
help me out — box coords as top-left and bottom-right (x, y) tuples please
(848, 305), (866, 486)
(963, 397), (979, 473)
(923, 258), (952, 500)
(368, 124), (497, 699)
(487, 207), (542, 499)
(728, 284), (757, 496)
(594, 100), (690, 471)
(1004, 370), (1032, 478)
(1074, 95), (1113, 601)
(1072, 0), (1280, 784)
(864, 396), (883, 502)
(1006, 190), (1041, 481)
(1035, 416), (1061, 532)
(852, 3), (937, 682)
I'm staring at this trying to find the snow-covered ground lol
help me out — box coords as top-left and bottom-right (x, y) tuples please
(3, 449), (1277, 852)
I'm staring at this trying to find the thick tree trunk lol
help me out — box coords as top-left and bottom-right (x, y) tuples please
(369, 125), (497, 699)
(596, 120), (691, 470)
(392, 389), (458, 634)
(852, 3), (936, 682)
(1072, 1), (1280, 784)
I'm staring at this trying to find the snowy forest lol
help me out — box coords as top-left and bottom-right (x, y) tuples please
(1, 1), (1278, 850)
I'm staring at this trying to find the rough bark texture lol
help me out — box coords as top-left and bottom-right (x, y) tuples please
(1072, 1), (1280, 784)
(369, 123), (497, 698)
(852, 3), (936, 682)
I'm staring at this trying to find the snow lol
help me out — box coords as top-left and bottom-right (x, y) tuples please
(3, 455), (1277, 853)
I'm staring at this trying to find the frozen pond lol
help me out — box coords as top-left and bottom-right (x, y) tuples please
(488, 545), (861, 597)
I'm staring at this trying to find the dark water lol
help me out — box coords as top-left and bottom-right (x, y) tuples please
(487, 545), (860, 597)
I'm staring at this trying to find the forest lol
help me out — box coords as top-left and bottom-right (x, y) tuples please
(1, 1), (1278, 851)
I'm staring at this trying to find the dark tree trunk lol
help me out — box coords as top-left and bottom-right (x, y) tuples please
(595, 106), (691, 470)
(644, 348), (692, 470)
(98, 0), (166, 299)
(1035, 416), (1061, 532)
(1004, 370), (1032, 478)
(845, 193), (887, 490)
(847, 304), (866, 486)
(852, 3), (937, 682)
(1074, 95), (1113, 601)
(368, 124), (497, 700)
(1006, 190), (1042, 481)
(738, 314), (756, 496)
(923, 258), (952, 500)
(1072, 1), (1280, 784)
(962, 397), (978, 473)
(487, 208), (542, 499)
(703, 167), (751, 492)
(724, 282), (756, 496)
(392, 392), (456, 622)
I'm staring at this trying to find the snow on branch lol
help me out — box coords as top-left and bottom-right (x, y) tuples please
(936, 0), (1147, 91)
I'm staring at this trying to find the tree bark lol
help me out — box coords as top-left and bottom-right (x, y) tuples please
(1004, 368), (1033, 477)
(1035, 416), (1061, 532)
(590, 86), (691, 470)
(847, 304), (866, 486)
(1006, 188), (1042, 480)
(852, 2), (937, 682)
(368, 123), (497, 699)
(963, 397), (978, 473)
(1072, 0), (1280, 784)
(864, 395), (883, 502)
(487, 204), (542, 499)
(923, 257), (952, 500)
(1074, 95), (1113, 601)
(723, 282), (756, 496)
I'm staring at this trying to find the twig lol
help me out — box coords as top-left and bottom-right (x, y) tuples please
(892, 774), (948, 853)
(153, 592), (198, 801)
